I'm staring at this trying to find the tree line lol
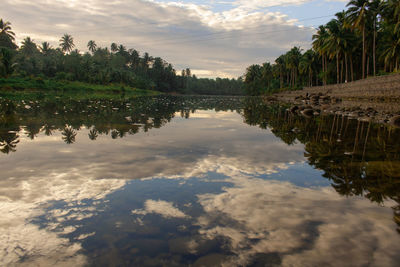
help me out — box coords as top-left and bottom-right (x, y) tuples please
(0, 20), (244, 95)
(244, 0), (400, 95)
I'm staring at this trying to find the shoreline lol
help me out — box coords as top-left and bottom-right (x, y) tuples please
(272, 74), (400, 128)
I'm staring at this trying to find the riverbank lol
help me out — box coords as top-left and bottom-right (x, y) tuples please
(0, 77), (160, 100)
(272, 73), (400, 127)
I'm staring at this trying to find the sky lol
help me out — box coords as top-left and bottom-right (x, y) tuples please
(1, 0), (348, 78)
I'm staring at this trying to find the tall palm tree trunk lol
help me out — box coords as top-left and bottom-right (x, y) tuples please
(362, 25), (366, 79)
(336, 53), (340, 84)
(345, 53), (349, 82)
(373, 19), (376, 76)
(325, 55), (328, 85)
(321, 55), (325, 85)
(340, 59), (344, 83)
(350, 54), (354, 81)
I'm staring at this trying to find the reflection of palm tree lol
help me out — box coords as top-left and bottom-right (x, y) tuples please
(25, 123), (42, 140)
(88, 128), (98, 140)
(111, 130), (119, 139)
(43, 124), (56, 136)
(0, 132), (19, 154)
(62, 126), (77, 144)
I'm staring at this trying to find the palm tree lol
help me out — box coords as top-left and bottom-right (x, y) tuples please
(40, 41), (51, 55)
(312, 25), (329, 85)
(111, 42), (118, 53)
(388, 0), (400, 32)
(381, 23), (400, 71)
(0, 47), (16, 76)
(299, 49), (315, 87)
(59, 34), (75, 54)
(0, 19), (15, 41)
(117, 44), (126, 54)
(275, 55), (286, 88)
(87, 40), (97, 53)
(21, 37), (38, 56)
(285, 47), (302, 87)
(368, 0), (382, 76)
(346, 0), (369, 79)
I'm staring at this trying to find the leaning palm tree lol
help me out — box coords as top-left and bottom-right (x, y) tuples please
(59, 34), (75, 54)
(346, 0), (369, 79)
(87, 40), (97, 53)
(0, 19), (15, 41)
(388, 0), (400, 32)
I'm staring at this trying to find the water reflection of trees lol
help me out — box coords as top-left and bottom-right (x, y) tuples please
(0, 96), (243, 148)
(242, 97), (400, 233)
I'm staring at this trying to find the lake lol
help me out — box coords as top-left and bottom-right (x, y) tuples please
(1, 96), (399, 266)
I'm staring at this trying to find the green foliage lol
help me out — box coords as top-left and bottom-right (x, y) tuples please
(244, 0), (400, 95)
(0, 19), (244, 95)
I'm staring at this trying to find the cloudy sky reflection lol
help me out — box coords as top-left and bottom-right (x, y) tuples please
(1, 110), (399, 266)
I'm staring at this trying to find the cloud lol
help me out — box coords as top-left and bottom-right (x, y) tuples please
(1, 0), (315, 78)
(132, 199), (189, 218)
(0, 110), (306, 265)
(195, 175), (400, 266)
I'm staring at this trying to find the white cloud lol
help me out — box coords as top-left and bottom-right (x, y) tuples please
(195, 175), (400, 266)
(132, 199), (189, 218)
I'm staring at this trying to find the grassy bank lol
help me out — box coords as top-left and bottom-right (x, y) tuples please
(0, 77), (161, 100)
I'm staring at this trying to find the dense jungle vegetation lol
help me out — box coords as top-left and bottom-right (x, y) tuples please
(244, 0), (400, 95)
(0, 20), (244, 96)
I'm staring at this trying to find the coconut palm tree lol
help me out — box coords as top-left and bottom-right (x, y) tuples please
(111, 42), (118, 53)
(59, 34), (75, 54)
(299, 49), (316, 87)
(368, 0), (383, 76)
(381, 23), (400, 71)
(346, 0), (369, 79)
(388, 0), (400, 32)
(117, 44), (126, 54)
(0, 47), (16, 77)
(87, 40), (97, 53)
(0, 19), (15, 41)
(40, 41), (51, 55)
(285, 47), (302, 87)
(275, 55), (286, 88)
(312, 25), (329, 85)
(21, 37), (38, 56)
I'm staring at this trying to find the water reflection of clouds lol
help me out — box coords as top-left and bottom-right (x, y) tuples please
(195, 175), (400, 266)
(0, 174), (126, 265)
(0, 110), (336, 265)
(132, 199), (190, 219)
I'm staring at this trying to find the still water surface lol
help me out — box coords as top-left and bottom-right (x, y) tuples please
(1, 96), (399, 266)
